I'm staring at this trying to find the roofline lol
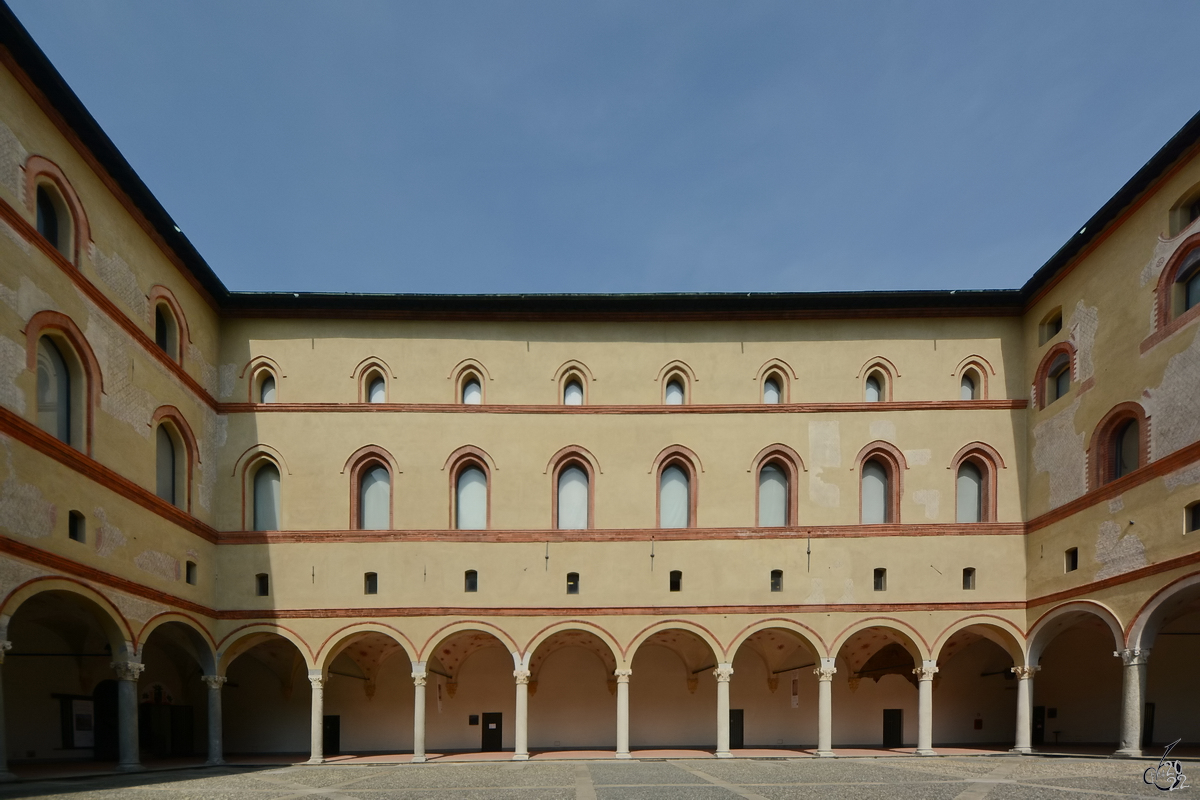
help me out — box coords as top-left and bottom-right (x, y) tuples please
(2, 2), (1198, 321)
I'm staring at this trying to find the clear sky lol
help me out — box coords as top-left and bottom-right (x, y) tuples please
(8, 1), (1200, 295)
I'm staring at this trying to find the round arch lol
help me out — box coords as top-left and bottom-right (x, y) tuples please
(315, 622), (418, 673)
(624, 619), (723, 665)
(726, 618), (827, 662)
(1127, 570), (1200, 651)
(418, 620), (520, 664)
(830, 616), (932, 663)
(1, 577), (133, 653)
(522, 620), (623, 668)
(931, 615), (1026, 666)
(1027, 600), (1124, 666)
(136, 613), (218, 675)
(216, 624), (316, 675)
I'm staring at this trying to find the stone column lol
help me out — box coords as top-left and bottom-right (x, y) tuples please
(307, 671), (325, 764)
(200, 675), (226, 765)
(1010, 665), (1038, 754)
(614, 669), (632, 759)
(513, 669), (530, 760)
(1113, 648), (1151, 757)
(111, 659), (145, 772)
(913, 661), (938, 756)
(814, 658), (836, 757)
(714, 664), (734, 758)
(0, 641), (14, 781)
(411, 667), (427, 763)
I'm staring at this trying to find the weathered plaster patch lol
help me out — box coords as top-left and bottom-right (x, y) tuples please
(83, 303), (156, 438)
(804, 578), (825, 605)
(1033, 397), (1087, 509)
(1068, 301), (1099, 383)
(869, 420), (896, 440)
(188, 343), (219, 396)
(0, 119), (27, 200)
(913, 489), (940, 520)
(218, 364), (237, 399)
(837, 578), (855, 604)
(134, 550), (179, 582)
(93, 507), (127, 558)
(0, 336), (26, 415)
(1094, 520), (1147, 580)
(807, 421), (841, 508)
(0, 437), (55, 539)
(1107, 496), (1124, 514)
(1164, 463), (1200, 492)
(1140, 216), (1200, 288)
(903, 449), (931, 466)
(196, 410), (227, 512)
(1144, 328), (1200, 459)
(105, 589), (167, 626)
(0, 219), (30, 255)
(88, 245), (146, 322)
(0, 555), (50, 606)
(0, 275), (58, 322)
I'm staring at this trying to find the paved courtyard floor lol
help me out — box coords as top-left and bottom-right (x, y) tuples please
(0, 756), (1188, 799)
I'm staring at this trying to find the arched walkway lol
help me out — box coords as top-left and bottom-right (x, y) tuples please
(137, 619), (218, 762)
(1129, 574), (1200, 750)
(727, 626), (823, 750)
(931, 620), (1025, 751)
(830, 622), (929, 751)
(421, 629), (518, 757)
(318, 626), (417, 757)
(526, 628), (619, 751)
(220, 630), (315, 760)
(627, 626), (722, 753)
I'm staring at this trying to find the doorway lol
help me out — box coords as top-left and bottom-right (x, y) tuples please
(1142, 703), (1156, 748)
(481, 712), (503, 751)
(323, 715), (340, 757)
(1032, 706), (1045, 746)
(882, 709), (903, 748)
(92, 680), (118, 761)
(729, 709), (744, 750)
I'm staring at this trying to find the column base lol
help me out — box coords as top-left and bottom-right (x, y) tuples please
(815, 750), (836, 758)
(1008, 747), (1031, 755)
(204, 758), (226, 766)
(1111, 748), (1143, 759)
(0, 770), (17, 782)
(615, 752), (632, 760)
(715, 751), (733, 759)
(411, 755), (427, 764)
(305, 757), (324, 765)
(115, 763), (145, 773)
(512, 753), (530, 761)
(915, 749), (937, 757)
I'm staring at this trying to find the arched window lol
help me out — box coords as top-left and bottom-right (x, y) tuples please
(1047, 354), (1070, 404)
(861, 459), (891, 524)
(359, 464), (391, 530)
(557, 464), (589, 530)
(464, 569), (478, 592)
(659, 464), (690, 528)
(255, 573), (270, 596)
(864, 372), (884, 402)
(1113, 419), (1139, 480)
(364, 572), (378, 595)
(763, 377), (782, 404)
(758, 462), (788, 527)
(36, 185), (59, 249)
(960, 371), (977, 400)
(259, 374), (277, 403)
(456, 465), (487, 529)
(563, 379), (583, 406)
(253, 461), (281, 531)
(1179, 260), (1200, 315)
(154, 304), (179, 361)
(664, 378), (685, 405)
(1039, 308), (1063, 345)
(367, 374), (386, 404)
(770, 569), (783, 592)
(462, 376), (482, 405)
(669, 570), (682, 592)
(36, 336), (70, 443)
(154, 424), (183, 507)
(956, 461), (982, 523)
(566, 572), (580, 594)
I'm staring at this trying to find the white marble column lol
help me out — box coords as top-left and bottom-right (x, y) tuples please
(411, 666), (427, 763)
(111, 659), (145, 772)
(1010, 665), (1038, 754)
(513, 669), (530, 760)
(0, 642), (14, 781)
(714, 664), (733, 758)
(615, 669), (631, 759)
(814, 658), (836, 757)
(307, 671), (325, 764)
(1114, 648), (1151, 757)
(913, 661), (938, 756)
(201, 675), (226, 765)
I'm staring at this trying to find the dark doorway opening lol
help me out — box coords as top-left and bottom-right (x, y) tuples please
(92, 680), (118, 761)
(481, 712), (503, 751)
(729, 709), (744, 750)
(139, 703), (194, 757)
(882, 709), (903, 748)
(1032, 706), (1045, 746)
(1142, 702), (1156, 748)
(323, 715), (340, 757)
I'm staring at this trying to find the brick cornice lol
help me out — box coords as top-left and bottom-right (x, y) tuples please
(218, 399), (1028, 415)
(1027, 547), (1200, 608)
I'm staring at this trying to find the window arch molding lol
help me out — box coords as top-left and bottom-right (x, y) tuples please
(750, 443), (804, 527)
(352, 357), (395, 403)
(949, 442), (1004, 523)
(240, 356), (285, 404)
(147, 285), (190, 366)
(24, 310), (102, 455)
(343, 444), (398, 530)
(150, 405), (199, 512)
(1087, 401), (1151, 490)
(552, 360), (595, 406)
(652, 444), (701, 529)
(23, 155), (90, 266)
(755, 359), (797, 404)
(1168, 184), (1200, 237)
(234, 445), (291, 530)
(1033, 341), (1077, 410)
(449, 359), (491, 404)
(854, 441), (907, 524)
(443, 445), (495, 529)
(1153, 234), (1200, 333)
(656, 360), (697, 405)
(953, 355), (995, 401)
(856, 356), (899, 402)
(546, 446), (600, 530)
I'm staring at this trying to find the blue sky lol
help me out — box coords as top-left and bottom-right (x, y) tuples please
(9, 1), (1200, 295)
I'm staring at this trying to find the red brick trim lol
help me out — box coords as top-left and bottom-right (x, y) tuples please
(147, 284), (190, 365)
(954, 355), (994, 400)
(547, 446), (598, 530)
(150, 405), (199, 514)
(855, 441), (906, 525)
(344, 445), (396, 530)
(552, 360), (594, 405)
(1153, 232), (1200, 329)
(449, 359), (490, 404)
(25, 310), (102, 456)
(23, 154), (90, 266)
(858, 356), (899, 402)
(1124, 569), (1200, 640)
(653, 445), (701, 528)
(355, 359), (391, 403)
(217, 399), (1029, 414)
(755, 359), (796, 403)
(1087, 401), (1150, 491)
(237, 448), (285, 530)
(751, 443), (804, 526)
(446, 446), (492, 530)
(657, 361), (696, 405)
(950, 442), (1004, 523)
(244, 359), (281, 403)
(1027, 547), (1200, 609)
(1032, 341), (1077, 410)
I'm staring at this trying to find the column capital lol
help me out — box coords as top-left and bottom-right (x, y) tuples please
(513, 669), (531, 685)
(614, 668), (632, 683)
(813, 665), (837, 681)
(1114, 648), (1151, 666)
(0, 640), (10, 665)
(1010, 665), (1040, 680)
(201, 675), (227, 690)
(713, 664), (734, 682)
(412, 671), (427, 687)
(111, 660), (145, 682)
(912, 664), (939, 681)
(309, 674), (325, 690)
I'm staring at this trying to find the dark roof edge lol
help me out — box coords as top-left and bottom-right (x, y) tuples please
(1019, 107), (1200, 304)
(0, 2), (231, 302)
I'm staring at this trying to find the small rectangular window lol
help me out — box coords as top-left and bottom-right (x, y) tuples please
(770, 569), (783, 592)
(364, 572), (378, 595)
(1064, 548), (1078, 573)
(1039, 309), (1063, 345)
(962, 567), (976, 590)
(566, 572), (580, 595)
(185, 561), (197, 585)
(1188, 503), (1200, 533)
(669, 570), (682, 592)
(464, 570), (478, 592)
(255, 573), (269, 597)
(873, 568), (887, 592)
(68, 511), (85, 543)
